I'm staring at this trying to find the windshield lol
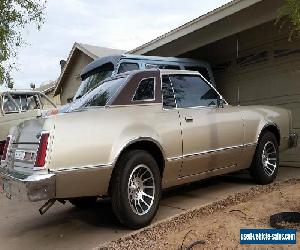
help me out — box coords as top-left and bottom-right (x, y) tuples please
(73, 70), (113, 101)
(67, 77), (127, 112)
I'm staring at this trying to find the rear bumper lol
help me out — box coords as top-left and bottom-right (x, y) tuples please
(0, 168), (55, 202)
(288, 132), (298, 148)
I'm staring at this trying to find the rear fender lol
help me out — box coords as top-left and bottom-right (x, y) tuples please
(109, 124), (164, 168)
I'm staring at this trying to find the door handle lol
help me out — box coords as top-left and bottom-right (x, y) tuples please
(185, 116), (193, 122)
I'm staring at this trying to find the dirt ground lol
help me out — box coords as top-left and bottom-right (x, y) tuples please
(100, 179), (300, 249)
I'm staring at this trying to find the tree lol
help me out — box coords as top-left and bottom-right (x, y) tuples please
(276, 0), (300, 41)
(0, 0), (47, 88)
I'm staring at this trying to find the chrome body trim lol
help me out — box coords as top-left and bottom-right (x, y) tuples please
(178, 163), (237, 180)
(166, 143), (257, 162)
(0, 167), (55, 202)
(51, 163), (113, 173)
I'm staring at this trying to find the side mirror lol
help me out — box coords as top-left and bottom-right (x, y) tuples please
(217, 96), (225, 108)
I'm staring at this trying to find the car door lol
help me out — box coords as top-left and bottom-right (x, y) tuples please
(159, 75), (183, 184)
(167, 73), (244, 177)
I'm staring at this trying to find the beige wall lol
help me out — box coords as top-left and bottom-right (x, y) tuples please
(45, 89), (61, 106)
(58, 51), (93, 104)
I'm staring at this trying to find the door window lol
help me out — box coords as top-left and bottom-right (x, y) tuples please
(161, 75), (176, 109)
(184, 66), (210, 82)
(169, 74), (219, 108)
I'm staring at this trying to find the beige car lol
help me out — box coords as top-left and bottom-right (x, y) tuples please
(0, 69), (298, 229)
(0, 91), (56, 158)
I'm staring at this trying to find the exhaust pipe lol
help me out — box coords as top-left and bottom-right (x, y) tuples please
(39, 199), (56, 215)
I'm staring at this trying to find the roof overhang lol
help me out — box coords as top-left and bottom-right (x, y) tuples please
(130, 0), (283, 56)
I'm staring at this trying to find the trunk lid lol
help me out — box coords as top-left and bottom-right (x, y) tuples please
(6, 118), (47, 175)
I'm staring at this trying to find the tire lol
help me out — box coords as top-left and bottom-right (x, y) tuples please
(250, 131), (279, 184)
(111, 149), (162, 229)
(69, 197), (97, 209)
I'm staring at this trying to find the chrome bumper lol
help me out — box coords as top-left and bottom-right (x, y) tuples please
(288, 132), (298, 148)
(0, 168), (55, 202)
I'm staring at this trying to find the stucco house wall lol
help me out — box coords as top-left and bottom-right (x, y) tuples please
(59, 51), (93, 104)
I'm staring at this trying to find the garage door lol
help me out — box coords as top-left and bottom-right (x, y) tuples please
(215, 39), (300, 167)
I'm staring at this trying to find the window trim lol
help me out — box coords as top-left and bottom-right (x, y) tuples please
(131, 77), (156, 102)
(161, 74), (178, 110)
(184, 65), (211, 82)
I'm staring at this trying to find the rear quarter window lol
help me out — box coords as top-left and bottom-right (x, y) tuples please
(132, 78), (155, 101)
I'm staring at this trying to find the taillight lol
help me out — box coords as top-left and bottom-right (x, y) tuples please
(1, 136), (11, 161)
(0, 140), (6, 156)
(35, 133), (49, 168)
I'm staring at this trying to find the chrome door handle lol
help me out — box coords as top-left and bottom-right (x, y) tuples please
(185, 116), (193, 122)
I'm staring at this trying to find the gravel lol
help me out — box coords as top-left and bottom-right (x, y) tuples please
(96, 178), (300, 250)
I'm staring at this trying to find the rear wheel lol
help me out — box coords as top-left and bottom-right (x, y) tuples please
(110, 150), (161, 229)
(69, 197), (97, 209)
(250, 131), (279, 184)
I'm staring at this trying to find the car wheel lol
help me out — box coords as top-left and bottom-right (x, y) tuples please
(111, 149), (161, 229)
(250, 131), (279, 184)
(69, 197), (97, 209)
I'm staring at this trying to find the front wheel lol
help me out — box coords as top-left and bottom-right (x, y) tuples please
(250, 131), (279, 184)
(111, 150), (161, 229)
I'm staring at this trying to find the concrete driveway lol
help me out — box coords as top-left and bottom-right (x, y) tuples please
(0, 167), (299, 250)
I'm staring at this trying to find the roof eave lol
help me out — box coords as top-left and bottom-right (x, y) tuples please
(130, 0), (264, 55)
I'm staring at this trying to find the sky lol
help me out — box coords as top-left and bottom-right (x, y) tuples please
(3, 0), (231, 90)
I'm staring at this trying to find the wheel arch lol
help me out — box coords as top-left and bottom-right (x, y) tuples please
(108, 137), (165, 195)
(258, 123), (281, 145)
